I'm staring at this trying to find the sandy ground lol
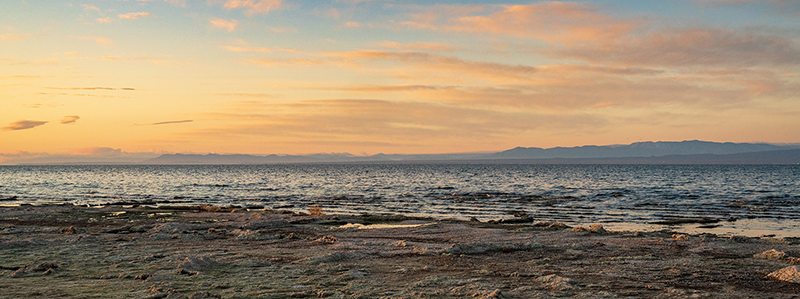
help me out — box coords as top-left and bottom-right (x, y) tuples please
(2, 204), (800, 298)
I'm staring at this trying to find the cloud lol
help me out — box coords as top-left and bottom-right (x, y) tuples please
(96, 17), (114, 23)
(266, 26), (297, 34)
(395, 2), (635, 46)
(546, 27), (800, 68)
(75, 35), (112, 45)
(344, 22), (362, 28)
(244, 58), (327, 67)
(215, 93), (279, 98)
(218, 0), (283, 16)
(0, 75), (44, 79)
(1, 120), (48, 131)
(45, 87), (136, 91)
(118, 12), (151, 20)
(379, 41), (454, 52)
(0, 34), (33, 40)
(210, 18), (239, 31)
(60, 116), (81, 124)
(152, 120), (193, 125)
(82, 4), (101, 12)
(199, 98), (608, 153)
(224, 45), (272, 53)
(326, 8), (340, 20)
(327, 50), (539, 82)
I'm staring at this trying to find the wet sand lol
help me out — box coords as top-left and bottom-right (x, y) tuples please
(2, 205), (800, 298)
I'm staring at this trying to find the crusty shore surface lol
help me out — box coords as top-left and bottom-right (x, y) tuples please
(2, 205), (800, 298)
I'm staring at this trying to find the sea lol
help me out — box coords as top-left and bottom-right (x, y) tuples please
(1, 164), (799, 237)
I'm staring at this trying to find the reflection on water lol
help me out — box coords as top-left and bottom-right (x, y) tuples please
(0, 164), (798, 236)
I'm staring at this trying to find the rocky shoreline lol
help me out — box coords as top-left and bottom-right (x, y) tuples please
(2, 204), (800, 298)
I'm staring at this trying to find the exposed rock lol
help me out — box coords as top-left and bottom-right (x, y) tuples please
(537, 274), (576, 290)
(188, 291), (221, 299)
(672, 234), (689, 241)
(300, 252), (367, 264)
(754, 249), (786, 261)
(730, 235), (754, 243)
(476, 288), (504, 299)
(315, 235), (338, 244)
(439, 242), (543, 255)
(766, 266), (800, 284)
(61, 226), (76, 234)
(534, 222), (570, 229)
(488, 217), (534, 224)
(10, 267), (27, 278)
(180, 256), (219, 272)
(241, 219), (290, 230)
(32, 262), (58, 272)
(588, 224), (608, 234)
(135, 273), (152, 280)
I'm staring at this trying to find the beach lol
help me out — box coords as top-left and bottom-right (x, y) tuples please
(2, 204), (800, 298)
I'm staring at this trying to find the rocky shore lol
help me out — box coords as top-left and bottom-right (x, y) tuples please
(2, 204), (800, 298)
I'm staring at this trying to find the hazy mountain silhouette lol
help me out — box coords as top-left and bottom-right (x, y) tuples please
(490, 140), (789, 159)
(137, 140), (800, 165)
(5, 140), (799, 165)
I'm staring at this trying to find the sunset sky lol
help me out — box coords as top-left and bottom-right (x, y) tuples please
(2, 0), (800, 161)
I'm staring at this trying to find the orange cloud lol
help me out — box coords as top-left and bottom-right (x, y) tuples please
(546, 27), (800, 68)
(399, 2), (636, 46)
(344, 22), (362, 28)
(224, 45), (272, 52)
(152, 120), (193, 125)
(118, 12), (151, 20)
(210, 18), (239, 31)
(1, 120), (48, 131)
(0, 33), (33, 40)
(220, 0), (283, 15)
(244, 58), (327, 67)
(379, 41), (454, 52)
(197, 98), (608, 154)
(61, 116), (81, 124)
(76, 35), (112, 45)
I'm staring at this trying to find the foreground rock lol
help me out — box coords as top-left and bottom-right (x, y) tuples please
(2, 205), (800, 298)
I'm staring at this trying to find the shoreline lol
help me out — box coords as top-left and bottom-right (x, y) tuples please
(3, 202), (799, 239)
(2, 205), (800, 298)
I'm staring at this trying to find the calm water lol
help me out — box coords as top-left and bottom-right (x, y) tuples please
(1, 164), (799, 237)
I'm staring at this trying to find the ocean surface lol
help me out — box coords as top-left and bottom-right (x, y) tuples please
(1, 164), (799, 237)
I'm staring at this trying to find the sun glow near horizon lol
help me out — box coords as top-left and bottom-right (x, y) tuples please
(2, 0), (800, 160)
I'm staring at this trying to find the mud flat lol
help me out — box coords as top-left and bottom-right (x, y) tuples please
(2, 205), (800, 298)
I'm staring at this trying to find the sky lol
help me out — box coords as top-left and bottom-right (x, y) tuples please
(2, 0), (800, 161)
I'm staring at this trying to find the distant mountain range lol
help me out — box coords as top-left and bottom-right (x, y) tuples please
(490, 140), (792, 159)
(139, 141), (800, 165)
(4, 141), (800, 165)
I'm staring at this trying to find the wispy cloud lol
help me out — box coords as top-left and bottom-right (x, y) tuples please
(1, 120), (48, 131)
(0, 33), (33, 41)
(215, 93), (279, 98)
(210, 18), (239, 32)
(151, 120), (193, 125)
(217, 0), (283, 16)
(224, 45), (272, 53)
(118, 12), (151, 20)
(75, 35), (112, 45)
(380, 41), (455, 52)
(545, 27), (800, 68)
(45, 87), (136, 91)
(60, 116), (81, 124)
(396, 2), (636, 46)
(244, 58), (327, 67)
(82, 4), (101, 12)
